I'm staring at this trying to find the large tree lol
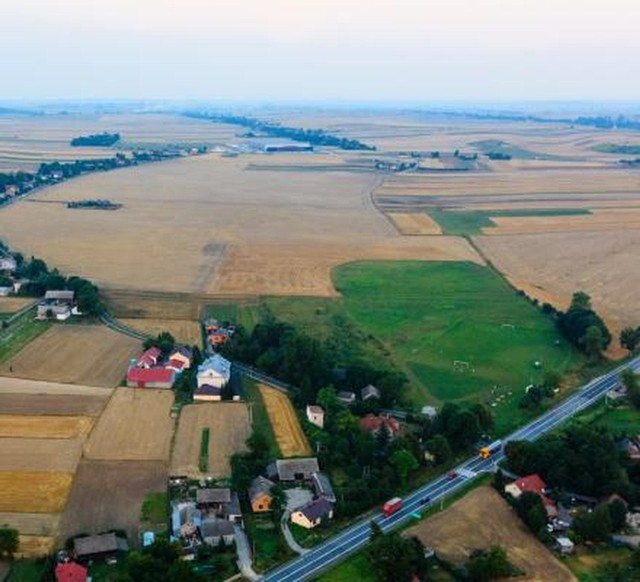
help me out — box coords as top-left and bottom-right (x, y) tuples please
(620, 327), (640, 354)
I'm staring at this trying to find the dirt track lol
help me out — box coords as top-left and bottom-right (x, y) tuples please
(406, 486), (575, 582)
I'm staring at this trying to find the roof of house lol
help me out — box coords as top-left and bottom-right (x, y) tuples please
(200, 519), (235, 538)
(127, 366), (175, 384)
(307, 405), (324, 416)
(198, 354), (231, 378)
(249, 476), (275, 502)
(196, 488), (231, 504)
(275, 458), (319, 480)
(511, 474), (547, 495)
(45, 290), (74, 301)
(74, 533), (128, 558)
(225, 492), (241, 517)
(55, 562), (88, 582)
(359, 414), (401, 436)
(194, 384), (222, 397)
(171, 346), (193, 360)
(167, 358), (186, 370)
(361, 384), (381, 400)
(296, 497), (334, 521)
(311, 471), (335, 502)
(137, 347), (162, 366)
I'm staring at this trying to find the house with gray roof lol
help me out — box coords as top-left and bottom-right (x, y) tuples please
(200, 519), (235, 547)
(290, 497), (334, 529)
(311, 471), (336, 504)
(248, 476), (276, 512)
(73, 532), (129, 563)
(274, 457), (319, 481)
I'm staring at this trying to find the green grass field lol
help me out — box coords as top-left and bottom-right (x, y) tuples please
(0, 310), (50, 365)
(216, 261), (584, 434)
(334, 261), (583, 432)
(245, 379), (281, 457)
(572, 401), (640, 437)
(426, 208), (591, 236)
(565, 547), (632, 581)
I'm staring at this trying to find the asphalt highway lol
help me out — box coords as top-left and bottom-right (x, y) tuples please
(263, 356), (640, 581)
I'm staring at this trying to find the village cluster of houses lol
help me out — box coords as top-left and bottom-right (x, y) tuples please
(170, 485), (242, 556)
(203, 318), (236, 350)
(125, 345), (194, 389)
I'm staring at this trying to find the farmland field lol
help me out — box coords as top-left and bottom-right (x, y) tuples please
(0, 415), (92, 438)
(171, 402), (250, 478)
(83, 388), (175, 461)
(0, 512), (60, 537)
(258, 385), (312, 457)
(0, 472), (73, 513)
(0, 311), (50, 365)
(59, 459), (168, 545)
(0, 376), (114, 397)
(0, 438), (83, 472)
(15, 536), (55, 559)
(0, 392), (108, 416)
(0, 297), (34, 314)
(0, 324), (140, 387)
(118, 318), (202, 345)
(405, 486), (575, 582)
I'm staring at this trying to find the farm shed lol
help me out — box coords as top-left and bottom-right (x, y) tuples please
(200, 519), (235, 547)
(193, 384), (222, 402)
(73, 532), (128, 563)
(306, 405), (324, 428)
(273, 457), (319, 482)
(126, 366), (175, 389)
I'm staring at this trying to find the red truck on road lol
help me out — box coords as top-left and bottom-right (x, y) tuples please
(382, 497), (403, 517)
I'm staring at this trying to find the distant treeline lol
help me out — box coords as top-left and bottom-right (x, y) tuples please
(417, 110), (640, 131)
(596, 143), (640, 155)
(185, 112), (376, 151)
(70, 132), (120, 147)
(67, 199), (122, 210)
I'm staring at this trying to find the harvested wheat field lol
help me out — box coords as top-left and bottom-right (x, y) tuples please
(119, 318), (202, 345)
(83, 388), (174, 461)
(59, 460), (168, 545)
(171, 402), (250, 478)
(0, 376), (114, 398)
(0, 512), (60, 537)
(258, 385), (311, 457)
(484, 209), (640, 236)
(406, 486), (575, 582)
(0, 151), (484, 296)
(16, 535), (55, 558)
(0, 415), (93, 438)
(0, 472), (73, 513)
(214, 238), (481, 297)
(0, 438), (83, 472)
(0, 325), (139, 387)
(0, 297), (34, 313)
(476, 230), (640, 354)
(387, 212), (442, 235)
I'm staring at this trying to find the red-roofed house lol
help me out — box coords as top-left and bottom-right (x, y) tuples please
(505, 474), (547, 499)
(136, 347), (162, 369)
(126, 366), (175, 389)
(168, 346), (193, 369)
(55, 562), (88, 582)
(359, 414), (401, 439)
(166, 358), (187, 373)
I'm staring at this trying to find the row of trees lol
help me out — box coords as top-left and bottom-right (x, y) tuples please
(70, 132), (120, 147)
(186, 112), (376, 151)
(220, 312), (407, 407)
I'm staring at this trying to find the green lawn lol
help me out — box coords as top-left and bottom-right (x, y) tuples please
(426, 208), (591, 236)
(572, 401), (640, 437)
(334, 261), (583, 433)
(245, 514), (295, 572)
(0, 310), (50, 365)
(316, 552), (376, 581)
(565, 547), (632, 581)
(245, 378), (281, 457)
(6, 560), (46, 582)
(140, 491), (168, 526)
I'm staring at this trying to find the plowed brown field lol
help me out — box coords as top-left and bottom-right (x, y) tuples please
(0, 438), (83, 472)
(387, 212), (442, 235)
(0, 325), (139, 387)
(118, 318), (201, 345)
(258, 385), (311, 457)
(83, 388), (174, 461)
(171, 403), (250, 478)
(406, 486), (575, 582)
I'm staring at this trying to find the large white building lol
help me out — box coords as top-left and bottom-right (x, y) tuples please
(197, 355), (231, 389)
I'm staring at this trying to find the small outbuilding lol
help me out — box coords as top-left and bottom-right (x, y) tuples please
(73, 532), (129, 563)
(274, 458), (319, 482)
(248, 476), (276, 512)
(361, 384), (381, 401)
(306, 405), (325, 428)
(555, 536), (575, 555)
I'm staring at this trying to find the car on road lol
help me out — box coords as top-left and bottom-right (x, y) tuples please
(420, 496), (431, 505)
(446, 470), (458, 480)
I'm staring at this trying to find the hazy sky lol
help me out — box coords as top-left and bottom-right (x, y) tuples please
(3, 0), (640, 102)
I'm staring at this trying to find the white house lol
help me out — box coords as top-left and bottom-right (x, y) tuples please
(197, 355), (231, 389)
(306, 405), (325, 429)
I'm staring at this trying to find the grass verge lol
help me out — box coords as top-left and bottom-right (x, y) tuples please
(0, 310), (50, 365)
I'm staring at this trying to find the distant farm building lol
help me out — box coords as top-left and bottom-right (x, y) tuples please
(359, 414), (401, 439)
(361, 384), (381, 401)
(264, 143), (313, 153)
(73, 532), (129, 563)
(269, 457), (320, 482)
(126, 366), (176, 389)
(197, 355), (231, 389)
(37, 290), (76, 321)
(193, 384), (222, 402)
(306, 405), (325, 428)
(248, 476), (276, 512)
